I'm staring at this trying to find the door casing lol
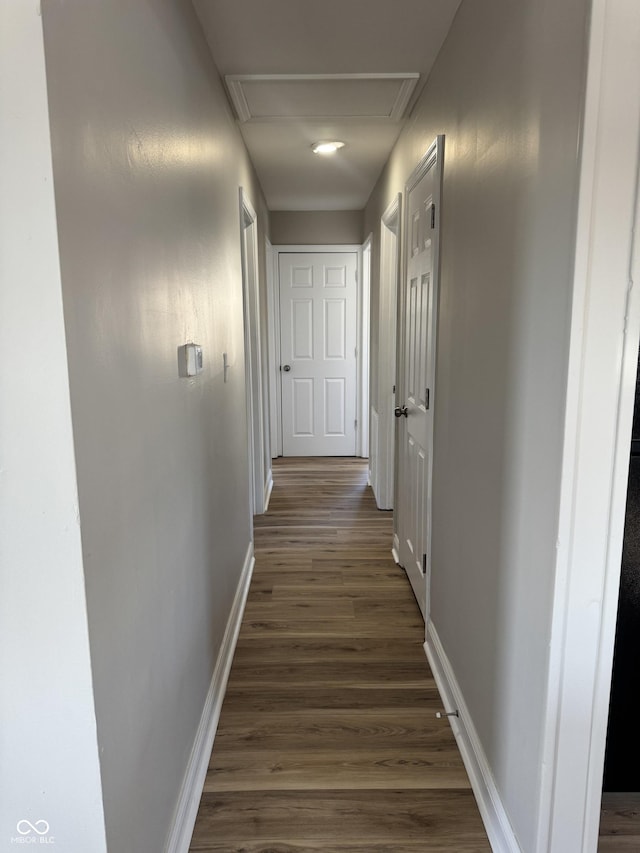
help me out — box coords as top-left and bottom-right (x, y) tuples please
(269, 244), (367, 457)
(239, 188), (272, 514)
(370, 195), (401, 510)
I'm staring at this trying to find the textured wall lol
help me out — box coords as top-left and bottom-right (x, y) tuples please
(42, 1), (269, 850)
(364, 1), (589, 848)
(271, 210), (363, 245)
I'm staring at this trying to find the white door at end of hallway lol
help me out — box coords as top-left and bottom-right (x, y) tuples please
(279, 252), (358, 456)
(395, 138), (443, 621)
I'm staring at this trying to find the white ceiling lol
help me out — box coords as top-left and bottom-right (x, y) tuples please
(193, 0), (461, 211)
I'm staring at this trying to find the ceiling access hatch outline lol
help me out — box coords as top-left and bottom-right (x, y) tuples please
(225, 73), (420, 123)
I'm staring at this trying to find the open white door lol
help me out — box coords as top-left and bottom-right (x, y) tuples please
(393, 137), (444, 620)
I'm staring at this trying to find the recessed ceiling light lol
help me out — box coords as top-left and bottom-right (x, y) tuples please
(312, 141), (346, 155)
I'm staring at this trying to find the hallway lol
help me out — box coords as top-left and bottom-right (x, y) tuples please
(6, 2), (640, 848)
(189, 458), (490, 851)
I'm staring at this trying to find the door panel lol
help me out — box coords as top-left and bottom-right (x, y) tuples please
(292, 378), (314, 436)
(280, 252), (357, 456)
(292, 299), (314, 359)
(324, 299), (346, 359)
(324, 377), (346, 435)
(395, 138), (443, 620)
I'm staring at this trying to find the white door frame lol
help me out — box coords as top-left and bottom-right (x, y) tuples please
(269, 244), (365, 457)
(372, 195), (401, 509)
(239, 188), (271, 515)
(265, 237), (281, 459)
(537, 2), (640, 850)
(358, 235), (372, 458)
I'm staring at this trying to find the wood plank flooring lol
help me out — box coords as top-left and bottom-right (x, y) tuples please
(189, 457), (490, 852)
(599, 793), (640, 850)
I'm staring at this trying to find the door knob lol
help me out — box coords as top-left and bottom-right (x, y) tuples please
(282, 364), (291, 372)
(394, 405), (408, 418)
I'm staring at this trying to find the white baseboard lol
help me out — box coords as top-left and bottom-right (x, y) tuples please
(425, 621), (521, 853)
(392, 534), (401, 566)
(164, 542), (255, 853)
(263, 470), (274, 512)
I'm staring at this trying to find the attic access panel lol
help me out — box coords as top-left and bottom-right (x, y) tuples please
(225, 73), (419, 123)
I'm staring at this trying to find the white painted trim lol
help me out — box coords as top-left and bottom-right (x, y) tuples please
(425, 622), (521, 853)
(236, 115), (418, 126)
(369, 406), (379, 497)
(266, 239), (282, 459)
(164, 542), (255, 853)
(259, 243), (273, 505)
(0, 8), (108, 848)
(271, 245), (364, 457)
(274, 247), (283, 458)
(389, 77), (420, 122)
(537, 3), (640, 851)
(225, 77), (251, 122)
(274, 244), (363, 254)
(263, 470), (274, 513)
(239, 188), (267, 514)
(357, 234), (372, 458)
(225, 74), (419, 124)
(386, 191), (401, 238)
(374, 194), (401, 509)
(392, 532), (402, 567)
(227, 72), (420, 82)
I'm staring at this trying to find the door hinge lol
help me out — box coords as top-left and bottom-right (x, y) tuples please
(422, 553), (427, 574)
(425, 388), (430, 410)
(430, 203), (436, 230)
(392, 384), (396, 394)
(354, 419), (358, 428)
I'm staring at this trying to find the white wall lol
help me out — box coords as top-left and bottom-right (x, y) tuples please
(270, 210), (363, 245)
(0, 5), (106, 851)
(364, 0), (589, 849)
(540, 3), (640, 848)
(40, 1), (269, 850)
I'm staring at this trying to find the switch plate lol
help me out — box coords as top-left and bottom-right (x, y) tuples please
(178, 343), (203, 377)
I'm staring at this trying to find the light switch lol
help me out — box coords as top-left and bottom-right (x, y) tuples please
(179, 343), (203, 377)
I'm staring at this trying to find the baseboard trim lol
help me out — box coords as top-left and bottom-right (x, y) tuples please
(263, 471), (274, 513)
(164, 541), (255, 853)
(392, 535), (401, 566)
(425, 621), (521, 853)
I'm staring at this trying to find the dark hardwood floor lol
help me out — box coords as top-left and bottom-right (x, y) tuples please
(189, 457), (490, 852)
(599, 793), (640, 850)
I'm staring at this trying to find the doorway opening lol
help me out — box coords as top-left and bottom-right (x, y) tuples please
(599, 343), (640, 844)
(240, 188), (272, 514)
(370, 195), (401, 510)
(268, 243), (369, 458)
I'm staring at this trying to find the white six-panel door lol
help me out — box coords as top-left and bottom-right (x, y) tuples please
(279, 252), (358, 456)
(394, 138), (443, 620)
